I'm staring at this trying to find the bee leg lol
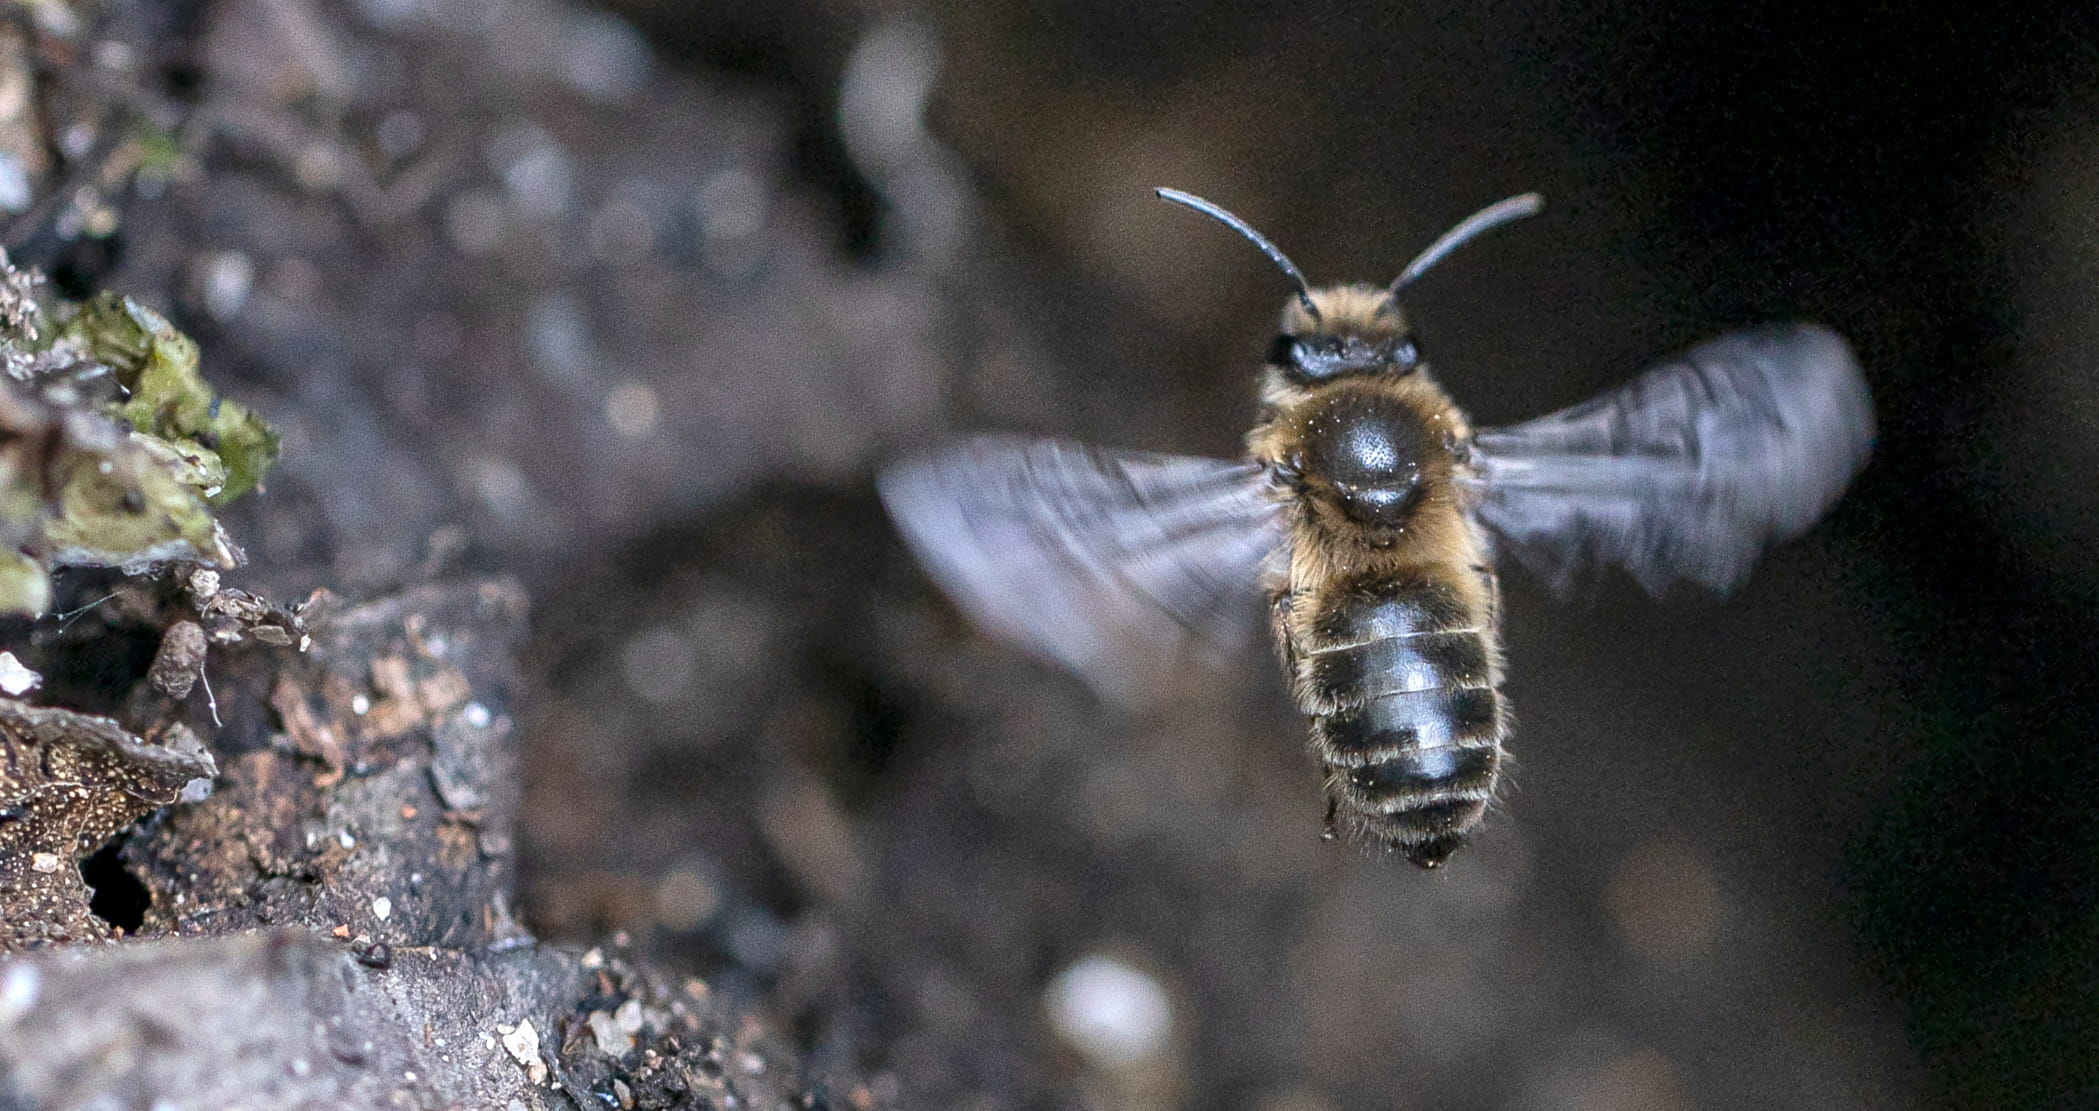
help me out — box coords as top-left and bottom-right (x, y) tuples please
(1472, 562), (1500, 626)
(1269, 591), (1297, 670)
(1271, 450), (1308, 493)
(1321, 795), (1339, 842)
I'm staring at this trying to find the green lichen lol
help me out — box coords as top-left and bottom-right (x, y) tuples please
(58, 292), (280, 505)
(0, 552), (49, 616)
(39, 442), (234, 572)
(0, 267), (279, 615)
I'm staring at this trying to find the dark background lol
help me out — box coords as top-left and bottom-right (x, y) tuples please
(81, 0), (2099, 1107)
(609, 2), (2088, 1105)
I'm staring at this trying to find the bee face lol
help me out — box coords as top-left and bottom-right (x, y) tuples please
(1270, 285), (1422, 387)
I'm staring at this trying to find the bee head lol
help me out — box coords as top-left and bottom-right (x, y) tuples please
(1154, 187), (1542, 386)
(1270, 286), (1421, 385)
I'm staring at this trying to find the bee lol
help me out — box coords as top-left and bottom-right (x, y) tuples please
(879, 189), (1874, 868)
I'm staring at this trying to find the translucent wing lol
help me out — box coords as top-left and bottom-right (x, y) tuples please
(1463, 323), (1873, 595)
(879, 435), (1288, 699)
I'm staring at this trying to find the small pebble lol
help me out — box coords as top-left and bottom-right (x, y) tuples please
(605, 382), (660, 439)
(0, 153), (30, 213)
(1044, 953), (1173, 1068)
(0, 963), (40, 1023)
(0, 652), (40, 696)
(499, 1019), (548, 1085)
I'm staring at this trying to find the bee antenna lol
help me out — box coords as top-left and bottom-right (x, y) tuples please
(1391, 193), (1544, 295)
(1155, 187), (1321, 323)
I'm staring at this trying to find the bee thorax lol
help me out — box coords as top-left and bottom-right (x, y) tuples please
(1298, 387), (1436, 530)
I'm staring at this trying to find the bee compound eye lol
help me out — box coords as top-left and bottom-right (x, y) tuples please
(1279, 336), (1350, 384)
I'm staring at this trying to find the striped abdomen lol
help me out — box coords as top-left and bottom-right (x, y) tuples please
(1290, 566), (1505, 868)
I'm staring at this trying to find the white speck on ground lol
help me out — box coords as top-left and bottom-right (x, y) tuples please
(499, 1019), (548, 1085)
(0, 651), (40, 695)
(1044, 953), (1173, 1068)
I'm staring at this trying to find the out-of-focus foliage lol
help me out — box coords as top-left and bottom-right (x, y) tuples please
(0, 257), (277, 615)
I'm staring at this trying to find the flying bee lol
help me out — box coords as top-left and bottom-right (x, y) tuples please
(879, 189), (1874, 868)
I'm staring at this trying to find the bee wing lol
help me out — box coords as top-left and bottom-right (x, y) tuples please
(1463, 323), (1873, 595)
(879, 436), (1288, 700)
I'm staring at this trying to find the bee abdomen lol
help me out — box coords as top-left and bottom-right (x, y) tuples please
(1312, 681), (1501, 761)
(1313, 681), (1505, 868)
(1299, 631), (1490, 715)
(1294, 575), (1505, 868)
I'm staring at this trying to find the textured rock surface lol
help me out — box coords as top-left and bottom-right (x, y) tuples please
(0, 2), (873, 1106)
(0, 932), (805, 1110)
(0, 699), (214, 947)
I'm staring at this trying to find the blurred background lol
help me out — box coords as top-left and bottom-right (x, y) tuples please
(46, 0), (2099, 1106)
